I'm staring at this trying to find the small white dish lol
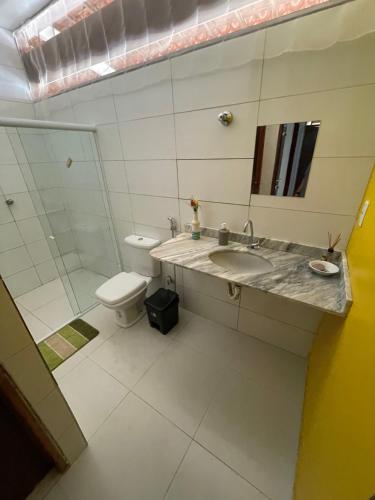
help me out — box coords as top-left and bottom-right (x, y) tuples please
(309, 260), (340, 276)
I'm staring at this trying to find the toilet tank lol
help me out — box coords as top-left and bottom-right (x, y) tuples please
(124, 235), (161, 277)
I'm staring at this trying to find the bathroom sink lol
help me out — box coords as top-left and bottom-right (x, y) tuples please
(209, 250), (273, 275)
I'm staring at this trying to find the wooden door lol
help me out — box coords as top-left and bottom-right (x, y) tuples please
(0, 383), (53, 500)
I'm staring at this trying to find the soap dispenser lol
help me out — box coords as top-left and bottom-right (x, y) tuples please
(218, 223), (230, 246)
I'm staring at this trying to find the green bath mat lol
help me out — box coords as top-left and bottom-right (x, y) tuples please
(38, 319), (99, 371)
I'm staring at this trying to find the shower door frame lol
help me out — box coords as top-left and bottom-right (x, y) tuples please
(0, 115), (122, 318)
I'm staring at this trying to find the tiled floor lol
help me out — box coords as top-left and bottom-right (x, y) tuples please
(40, 305), (306, 500)
(16, 278), (72, 342)
(15, 270), (108, 342)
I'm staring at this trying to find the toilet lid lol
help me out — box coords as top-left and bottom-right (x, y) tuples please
(95, 272), (147, 306)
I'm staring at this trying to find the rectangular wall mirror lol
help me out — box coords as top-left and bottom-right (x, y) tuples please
(251, 120), (321, 197)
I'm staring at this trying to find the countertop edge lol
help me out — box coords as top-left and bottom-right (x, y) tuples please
(151, 234), (351, 317)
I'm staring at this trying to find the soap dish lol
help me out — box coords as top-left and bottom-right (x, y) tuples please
(309, 260), (339, 276)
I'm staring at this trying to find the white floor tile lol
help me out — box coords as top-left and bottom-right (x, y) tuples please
(166, 442), (267, 500)
(89, 316), (172, 388)
(58, 393), (191, 500)
(173, 314), (242, 365)
(16, 278), (65, 311)
(77, 305), (120, 357)
(232, 331), (307, 395)
(80, 304), (118, 338)
(68, 269), (108, 312)
(195, 370), (304, 500)
(171, 313), (306, 394)
(33, 296), (74, 330)
(134, 341), (225, 436)
(58, 358), (128, 439)
(52, 351), (86, 383)
(22, 312), (52, 343)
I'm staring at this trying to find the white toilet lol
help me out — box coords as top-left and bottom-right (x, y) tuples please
(95, 235), (161, 328)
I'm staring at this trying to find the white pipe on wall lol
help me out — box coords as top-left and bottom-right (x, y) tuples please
(0, 116), (96, 132)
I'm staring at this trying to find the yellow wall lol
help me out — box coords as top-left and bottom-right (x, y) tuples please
(294, 167), (375, 500)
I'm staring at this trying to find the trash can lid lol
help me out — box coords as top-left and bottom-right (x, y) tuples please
(145, 288), (179, 311)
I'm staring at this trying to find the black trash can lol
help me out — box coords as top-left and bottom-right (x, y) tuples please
(144, 288), (179, 334)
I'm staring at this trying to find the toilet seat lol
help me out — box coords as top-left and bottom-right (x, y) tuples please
(95, 272), (147, 306)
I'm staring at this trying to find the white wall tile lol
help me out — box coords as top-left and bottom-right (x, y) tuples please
(0, 100), (34, 119)
(120, 115), (176, 160)
(0, 193), (14, 224)
(250, 157), (373, 217)
(109, 192), (132, 221)
(113, 60), (173, 121)
(0, 133), (17, 164)
(16, 217), (46, 243)
(0, 222), (23, 252)
(69, 78), (113, 105)
(126, 160), (178, 198)
(258, 85), (375, 158)
(240, 287), (322, 332)
(96, 124), (124, 161)
(19, 163), (37, 191)
(36, 94), (75, 123)
(238, 307), (313, 357)
(179, 199), (249, 233)
(18, 133), (51, 163)
(262, 0), (375, 99)
(131, 194), (180, 229)
(182, 268), (234, 304)
(73, 96), (117, 125)
(178, 159), (252, 205)
(183, 286), (239, 330)
(0, 164), (28, 194)
(172, 30), (264, 112)
(0, 245), (33, 277)
(175, 102), (258, 159)
(249, 206), (354, 249)
(7, 132), (28, 163)
(0, 28), (24, 69)
(26, 163), (60, 190)
(0, 66), (30, 101)
(4, 267), (41, 297)
(103, 161), (128, 193)
(27, 239), (53, 265)
(35, 259), (60, 284)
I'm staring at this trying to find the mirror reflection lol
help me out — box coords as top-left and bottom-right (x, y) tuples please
(251, 120), (321, 197)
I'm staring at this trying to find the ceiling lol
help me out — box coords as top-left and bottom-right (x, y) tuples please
(0, 0), (51, 31)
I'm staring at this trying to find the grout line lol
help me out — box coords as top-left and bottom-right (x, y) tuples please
(169, 59), (182, 232)
(193, 440), (273, 500)
(131, 391), (193, 441)
(162, 440), (193, 500)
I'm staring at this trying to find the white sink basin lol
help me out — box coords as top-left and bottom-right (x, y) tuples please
(209, 250), (273, 275)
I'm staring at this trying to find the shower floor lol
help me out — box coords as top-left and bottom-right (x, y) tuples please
(15, 269), (108, 343)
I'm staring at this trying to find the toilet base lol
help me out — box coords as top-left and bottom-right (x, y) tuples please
(114, 300), (146, 328)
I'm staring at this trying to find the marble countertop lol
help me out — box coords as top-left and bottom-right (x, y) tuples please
(150, 232), (352, 316)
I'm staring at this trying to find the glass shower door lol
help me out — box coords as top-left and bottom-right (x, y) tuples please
(16, 126), (121, 318)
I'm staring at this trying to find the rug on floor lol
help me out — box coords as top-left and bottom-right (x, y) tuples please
(38, 319), (99, 371)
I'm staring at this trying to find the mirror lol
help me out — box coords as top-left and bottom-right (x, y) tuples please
(251, 120), (320, 197)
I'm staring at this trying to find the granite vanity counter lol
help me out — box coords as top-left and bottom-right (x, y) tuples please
(150, 232), (352, 316)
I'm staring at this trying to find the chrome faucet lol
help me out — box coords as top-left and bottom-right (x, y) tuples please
(243, 220), (259, 249)
(167, 216), (177, 238)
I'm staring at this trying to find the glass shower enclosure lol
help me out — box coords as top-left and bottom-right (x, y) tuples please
(0, 121), (120, 333)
